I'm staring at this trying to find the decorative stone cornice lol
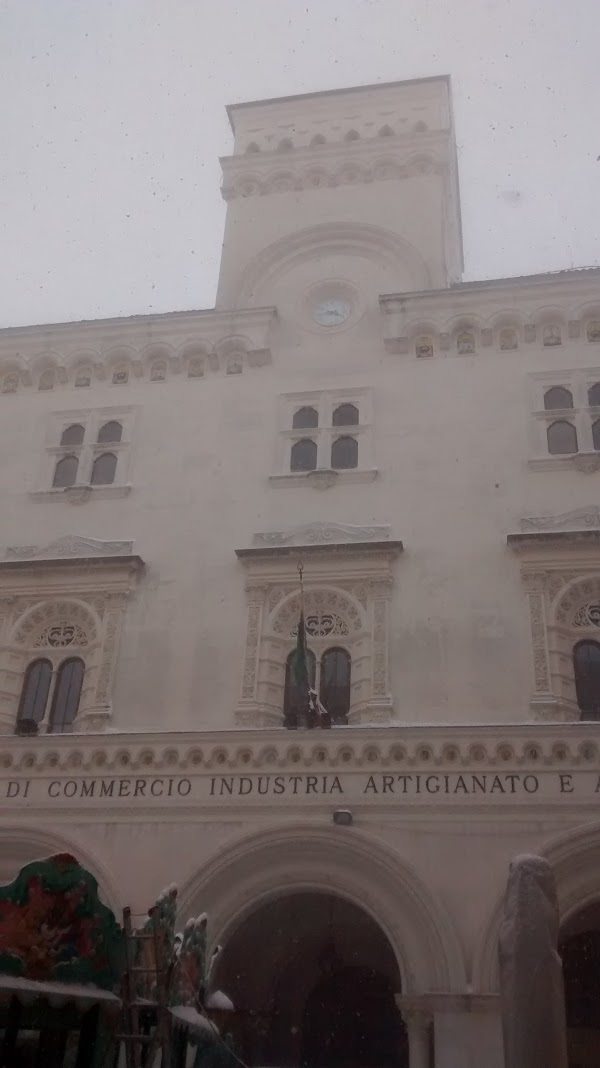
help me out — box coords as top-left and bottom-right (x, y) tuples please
(236, 541), (403, 562)
(220, 134), (447, 200)
(0, 306), (276, 387)
(0, 723), (599, 777)
(379, 268), (600, 357)
(508, 531), (600, 553)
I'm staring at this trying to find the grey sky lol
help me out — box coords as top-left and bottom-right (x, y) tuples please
(1, 0), (598, 328)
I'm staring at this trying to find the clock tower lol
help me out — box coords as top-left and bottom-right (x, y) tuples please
(216, 77), (463, 316)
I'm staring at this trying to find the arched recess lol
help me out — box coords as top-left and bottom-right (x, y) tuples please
(549, 576), (600, 719)
(233, 222), (432, 306)
(0, 825), (122, 915)
(473, 821), (600, 993)
(177, 823), (466, 994)
(259, 585), (371, 726)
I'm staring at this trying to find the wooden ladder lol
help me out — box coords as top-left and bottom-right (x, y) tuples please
(116, 906), (173, 1068)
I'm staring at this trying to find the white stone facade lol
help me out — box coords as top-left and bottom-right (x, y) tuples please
(1, 77), (600, 1066)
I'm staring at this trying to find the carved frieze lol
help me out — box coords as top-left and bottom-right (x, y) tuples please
(521, 507), (600, 533)
(6, 535), (135, 560)
(253, 522), (391, 548)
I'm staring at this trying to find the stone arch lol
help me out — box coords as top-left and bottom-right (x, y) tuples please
(11, 598), (100, 647)
(177, 823), (465, 994)
(3, 599), (103, 735)
(269, 585), (366, 638)
(473, 821), (600, 993)
(0, 824), (122, 914)
(235, 222), (432, 306)
(266, 586), (372, 725)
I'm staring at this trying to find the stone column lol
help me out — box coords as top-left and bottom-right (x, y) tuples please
(400, 1006), (431, 1068)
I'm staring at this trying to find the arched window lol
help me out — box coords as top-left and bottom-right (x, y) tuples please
(344, 129), (360, 141)
(378, 124), (394, 137)
(320, 648), (351, 725)
(547, 420), (578, 455)
(277, 138), (293, 152)
(331, 436), (358, 469)
(544, 386), (573, 410)
(60, 424), (85, 447)
(283, 649), (316, 728)
(413, 120), (428, 132)
(573, 641), (600, 720)
(52, 454), (78, 488)
(91, 452), (117, 485)
(593, 420), (600, 451)
(332, 403), (359, 427)
(16, 659), (52, 734)
(48, 657), (84, 734)
(97, 421), (122, 444)
(588, 383), (600, 407)
(292, 406), (318, 429)
(291, 438), (317, 472)
(245, 141), (260, 154)
(310, 134), (326, 146)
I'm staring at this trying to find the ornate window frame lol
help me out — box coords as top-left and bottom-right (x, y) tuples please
(234, 525), (402, 727)
(509, 529), (600, 721)
(271, 389), (377, 488)
(528, 369), (600, 472)
(31, 406), (137, 502)
(0, 537), (144, 734)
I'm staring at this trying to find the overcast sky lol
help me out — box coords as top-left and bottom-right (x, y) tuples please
(1, 0), (598, 329)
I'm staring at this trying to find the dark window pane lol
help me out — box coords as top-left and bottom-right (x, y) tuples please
(284, 649), (316, 728)
(291, 438), (317, 471)
(593, 420), (600, 451)
(588, 383), (600, 407)
(544, 386), (573, 410)
(574, 641), (600, 720)
(292, 407), (318, 429)
(320, 648), (351, 725)
(547, 420), (577, 455)
(331, 435), (358, 469)
(53, 455), (78, 487)
(97, 420), (122, 443)
(332, 403), (359, 427)
(91, 452), (117, 485)
(16, 659), (52, 733)
(60, 423), (85, 447)
(48, 658), (84, 734)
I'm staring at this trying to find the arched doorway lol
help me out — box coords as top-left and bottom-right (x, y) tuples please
(560, 901), (600, 1068)
(212, 891), (408, 1068)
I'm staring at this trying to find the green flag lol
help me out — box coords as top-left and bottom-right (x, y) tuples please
(291, 611), (310, 691)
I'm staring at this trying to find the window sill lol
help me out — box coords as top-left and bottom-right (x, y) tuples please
(270, 468), (378, 489)
(529, 453), (600, 473)
(30, 484), (132, 504)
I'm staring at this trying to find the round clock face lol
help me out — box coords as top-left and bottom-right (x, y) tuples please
(313, 296), (352, 327)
